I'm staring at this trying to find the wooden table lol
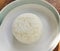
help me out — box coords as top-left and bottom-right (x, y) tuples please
(0, 0), (60, 51)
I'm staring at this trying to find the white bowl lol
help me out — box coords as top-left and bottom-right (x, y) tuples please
(0, 0), (60, 51)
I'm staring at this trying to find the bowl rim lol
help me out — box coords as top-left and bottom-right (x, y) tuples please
(0, 0), (60, 50)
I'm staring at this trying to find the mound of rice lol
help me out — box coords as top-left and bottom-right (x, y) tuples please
(12, 13), (43, 44)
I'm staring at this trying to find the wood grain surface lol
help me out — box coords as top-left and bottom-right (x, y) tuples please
(0, 0), (60, 51)
(0, 0), (14, 10)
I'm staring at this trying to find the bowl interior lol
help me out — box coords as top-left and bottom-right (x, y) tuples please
(0, 0), (59, 51)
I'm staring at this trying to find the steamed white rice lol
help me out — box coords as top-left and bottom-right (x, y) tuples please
(12, 13), (43, 44)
